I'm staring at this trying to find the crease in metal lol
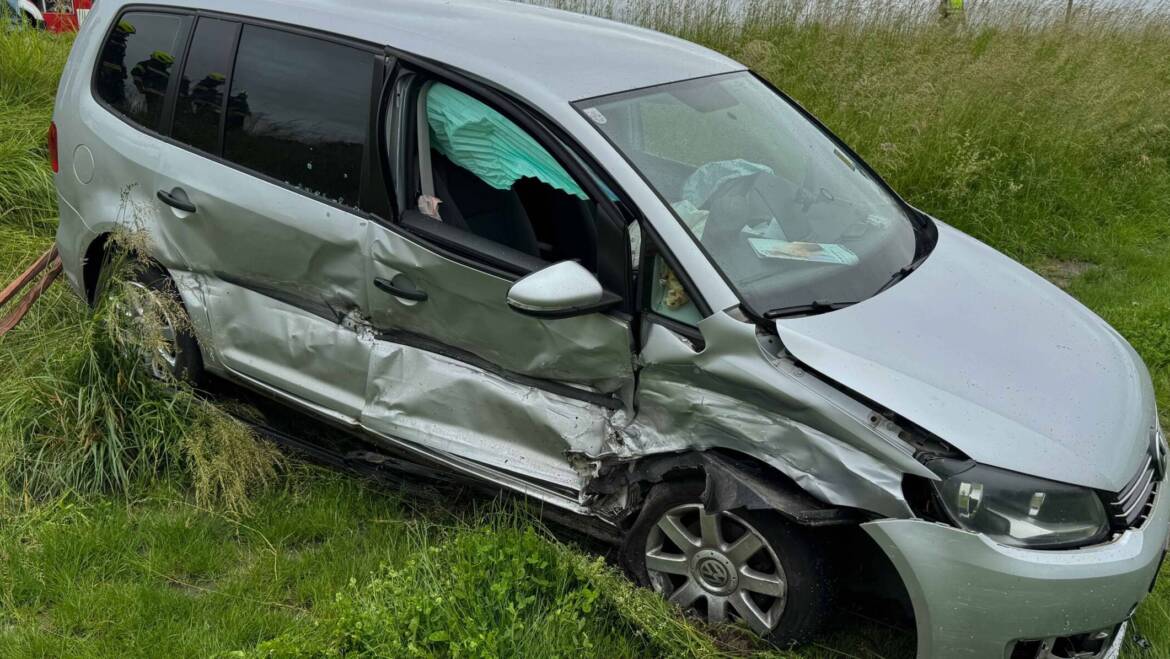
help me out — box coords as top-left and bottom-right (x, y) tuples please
(605, 311), (932, 520)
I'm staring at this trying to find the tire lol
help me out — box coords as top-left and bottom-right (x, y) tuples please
(621, 479), (833, 648)
(116, 263), (205, 385)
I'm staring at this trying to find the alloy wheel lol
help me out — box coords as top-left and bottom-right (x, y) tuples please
(644, 503), (787, 635)
(117, 281), (179, 380)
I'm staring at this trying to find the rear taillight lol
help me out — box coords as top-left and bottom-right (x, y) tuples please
(48, 122), (59, 174)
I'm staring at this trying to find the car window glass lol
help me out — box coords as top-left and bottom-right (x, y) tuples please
(171, 17), (238, 154)
(94, 12), (187, 131)
(649, 254), (701, 325)
(223, 25), (372, 208)
(580, 73), (918, 316)
(415, 83), (604, 274)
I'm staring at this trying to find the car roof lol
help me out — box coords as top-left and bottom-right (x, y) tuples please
(130, 0), (744, 105)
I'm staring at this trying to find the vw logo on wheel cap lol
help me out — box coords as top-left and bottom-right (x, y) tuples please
(692, 549), (738, 594)
(699, 558), (729, 586)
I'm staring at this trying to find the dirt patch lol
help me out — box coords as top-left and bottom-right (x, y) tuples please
(1033, 259), (1096, 289)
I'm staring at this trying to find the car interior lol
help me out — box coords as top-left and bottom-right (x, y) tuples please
(413, 82), (602, 275)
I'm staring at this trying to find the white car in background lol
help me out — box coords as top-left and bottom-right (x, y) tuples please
(5, 0), (45, 27)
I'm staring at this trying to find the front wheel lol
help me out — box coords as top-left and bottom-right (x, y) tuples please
(621, 479), (832, 647)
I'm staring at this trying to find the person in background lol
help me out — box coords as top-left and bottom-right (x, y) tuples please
(939, 0), (965, 21)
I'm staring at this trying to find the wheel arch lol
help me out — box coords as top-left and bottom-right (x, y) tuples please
(82, 231), (176, 306)
(609, 449), (917, 640)
(594, 448), (874, 529)
(82, 231), (113, 306)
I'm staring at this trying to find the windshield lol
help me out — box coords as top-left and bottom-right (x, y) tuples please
(577, 72), (924, 317)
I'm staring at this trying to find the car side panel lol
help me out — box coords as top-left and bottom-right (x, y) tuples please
(620, 312), (933, 519)
(365, 223), (628, 488)
(152, 144), (371, 323)
(203, 278), (371, 420)
(362, 336), (611, 490)
(54, 192), (95, 300)
(367, 226), (633, 389)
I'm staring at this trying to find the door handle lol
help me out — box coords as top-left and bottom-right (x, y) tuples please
(157, 187), (197, 213)
(374, 275), (428, 302)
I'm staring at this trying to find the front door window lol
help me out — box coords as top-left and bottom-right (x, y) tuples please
(413, 82), (607, 276)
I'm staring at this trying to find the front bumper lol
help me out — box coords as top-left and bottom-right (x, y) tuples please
(864, 482), (1170, 658)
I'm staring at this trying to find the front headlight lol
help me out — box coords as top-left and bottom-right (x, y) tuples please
(930, 460), (1109, 549)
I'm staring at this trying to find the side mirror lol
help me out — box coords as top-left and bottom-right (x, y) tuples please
(507, 261), (614, 319)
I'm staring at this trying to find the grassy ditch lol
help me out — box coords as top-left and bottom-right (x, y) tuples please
(2, 1), (1170, 656)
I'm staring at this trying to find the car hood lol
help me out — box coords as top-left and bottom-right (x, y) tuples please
(774, 222), (1156, 492)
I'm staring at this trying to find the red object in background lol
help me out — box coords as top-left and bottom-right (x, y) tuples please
(43, 13), (78, 32)
(48, 121), (58, 173)
(44, 1), (93, 33)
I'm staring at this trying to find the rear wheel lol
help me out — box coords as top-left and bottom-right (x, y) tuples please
(622, 479), (832, 647)
(111, 264), (204, 385)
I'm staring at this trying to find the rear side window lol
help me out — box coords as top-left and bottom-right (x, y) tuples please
(172, 17), (239, 154)
(94, 12), (188, 131)
(223, 25), (373, 207)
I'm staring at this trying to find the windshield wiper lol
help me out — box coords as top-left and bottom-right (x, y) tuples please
(764, 300), (859, 319)
(874, 254), (929, 296)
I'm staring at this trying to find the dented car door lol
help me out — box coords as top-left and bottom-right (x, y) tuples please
(359, 75), (635, 491)
(152, 22), (381, 419)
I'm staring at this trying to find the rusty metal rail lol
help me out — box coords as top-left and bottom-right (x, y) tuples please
(0, 246), (62, 338)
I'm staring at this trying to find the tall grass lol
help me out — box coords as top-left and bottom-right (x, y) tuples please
(0, 25), (67, 235)
(538, 0), (1170, 33)
(0, 246), (284, 514)
(0, 26), (282, 514)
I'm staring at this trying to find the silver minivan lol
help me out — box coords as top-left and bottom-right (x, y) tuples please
(52, 1), (1167, 656)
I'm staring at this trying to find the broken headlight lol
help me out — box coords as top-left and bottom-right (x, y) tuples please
(930, 459), (1109, 549)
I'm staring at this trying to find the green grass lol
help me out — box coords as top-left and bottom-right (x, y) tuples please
(1, 2), (1170, 656)
(0, 473), (779, 657)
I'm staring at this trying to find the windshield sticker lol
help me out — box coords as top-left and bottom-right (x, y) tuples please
(583, 107), (608, 125)
(748, 238), (859, 266)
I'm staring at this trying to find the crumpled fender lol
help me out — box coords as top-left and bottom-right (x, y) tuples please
(700, 452), (871, 525)
(604, 312), (936, 520)
(588, 449), (874, 525)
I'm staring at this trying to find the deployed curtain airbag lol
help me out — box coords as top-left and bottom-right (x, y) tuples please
(426, 83), (588, 200)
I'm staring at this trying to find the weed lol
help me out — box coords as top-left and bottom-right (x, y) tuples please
(0, 274), (281, 513)
(0, 216), (281, 513)
(249, 509), (740, 659)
